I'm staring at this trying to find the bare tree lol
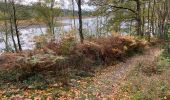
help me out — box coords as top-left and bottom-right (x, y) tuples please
(71, 0), (76, 28)
(10, 0), (22, 51)
(147, 0), (151, 41)
(151, 0), (156, 35)
(76, 0), (84, 43)
(9, 17), (18, 52)
(50, 0), (55, 36)
(3, 0), (9, 51)
(136, 0), (142, 36)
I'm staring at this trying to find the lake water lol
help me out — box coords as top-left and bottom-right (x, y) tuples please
(0, 17), (107, 52)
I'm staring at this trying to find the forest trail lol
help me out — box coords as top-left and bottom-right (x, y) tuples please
(70, 47), (163, 98)
(0, 46), (164, 99)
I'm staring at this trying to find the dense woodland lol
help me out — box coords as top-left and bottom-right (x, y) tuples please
(0, 0), (170, 99)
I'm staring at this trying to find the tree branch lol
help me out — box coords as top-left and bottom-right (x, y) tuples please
(108, 5), (138, 15)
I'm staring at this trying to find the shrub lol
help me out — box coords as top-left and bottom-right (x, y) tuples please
(0, 35), (149, 88)
(45, 33), (76, 55)
(58, 34), (76, 55)
(34, 34), (49, 49)
(71, 36), (148, 65)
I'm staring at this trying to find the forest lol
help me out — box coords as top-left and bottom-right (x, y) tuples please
(0, 0), (169, 99)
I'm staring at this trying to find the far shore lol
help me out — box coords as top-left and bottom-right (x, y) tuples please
(0, 16), (96, 30)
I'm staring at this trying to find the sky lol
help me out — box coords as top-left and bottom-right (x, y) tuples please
(20, 0), (94, 11)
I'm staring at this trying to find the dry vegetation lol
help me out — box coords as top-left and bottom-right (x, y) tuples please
(0, 35), (154, 99)
(115, 46), (170, 100)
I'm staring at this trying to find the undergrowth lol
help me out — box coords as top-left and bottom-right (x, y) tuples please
(0, 35), (149, 99)
(116, 47), (170, 100)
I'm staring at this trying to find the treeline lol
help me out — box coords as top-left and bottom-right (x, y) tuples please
(0, 1), (32, 20)
(89, 0), (170, 40)
(0, 1), (91, 19)
(60, 9), (92, 17)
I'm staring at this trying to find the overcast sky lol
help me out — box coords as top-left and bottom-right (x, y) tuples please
(20, 0), (94, 11)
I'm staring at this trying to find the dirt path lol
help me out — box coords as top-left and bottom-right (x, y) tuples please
(70, 47), (163, 99)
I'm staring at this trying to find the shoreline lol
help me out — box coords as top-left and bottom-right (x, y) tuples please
(0, 16), (96, 30)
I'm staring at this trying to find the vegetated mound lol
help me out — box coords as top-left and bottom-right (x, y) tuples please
(0, 35), (148, 83)
(72, 36), (148, 65)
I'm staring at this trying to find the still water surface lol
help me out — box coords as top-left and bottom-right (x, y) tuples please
(0, 17), (107, 52)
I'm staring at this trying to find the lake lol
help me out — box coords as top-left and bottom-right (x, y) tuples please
(0, 17), (107, 52)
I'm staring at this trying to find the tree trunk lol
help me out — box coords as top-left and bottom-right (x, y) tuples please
(72, 0), (76, 28)
(50, 0), (55, 36)
(151, 0), (156, 35)
(148, 0), (151, 42)
(10, 17), (18, 52)
(77, 0), (84, 43)
(136, 0), (143, 36)
(129, 20), (133, 35)
(142, 2), (145, 36)
(96, 16), (99, 35)
(4, 0), (9, 51)
(12, 0), (22, 51)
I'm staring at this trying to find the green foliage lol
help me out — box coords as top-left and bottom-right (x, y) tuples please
(0, 68), (19, 82)
(58, 36), (76, 55)
(33, 2), (61, 30)
(163, 23), (170, 41)
(22, 74), (48, 90)
(162, 49), (170, 59)
(0, 1), (33, 20)
(132, 91), (143, 100)
(34, 34), (49, 49)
